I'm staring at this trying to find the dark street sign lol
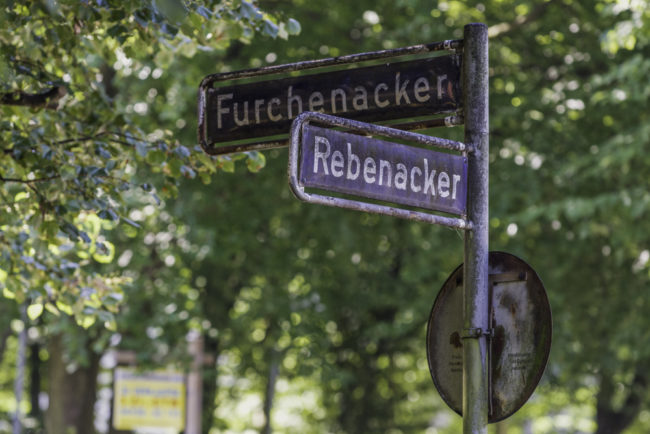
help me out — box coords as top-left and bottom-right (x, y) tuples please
(199, 52), (462, 153)
(300, 124), (467, 215)
(426, 251), (552, 423)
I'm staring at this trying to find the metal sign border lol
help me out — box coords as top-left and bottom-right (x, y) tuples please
(198, 39), (464, 155)
(287, 111), (471, 230)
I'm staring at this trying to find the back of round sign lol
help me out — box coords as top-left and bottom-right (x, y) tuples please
(426, 251), (552, 423)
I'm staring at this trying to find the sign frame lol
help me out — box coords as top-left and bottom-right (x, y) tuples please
(288, 111), (470, 230)
(198, 39), (463, 155)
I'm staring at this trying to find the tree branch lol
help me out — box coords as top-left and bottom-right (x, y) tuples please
(0, 86), (67, 110)
(0, 174), (60, 184)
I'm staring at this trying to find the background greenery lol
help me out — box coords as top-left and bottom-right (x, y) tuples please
(1, 0), (649, 433)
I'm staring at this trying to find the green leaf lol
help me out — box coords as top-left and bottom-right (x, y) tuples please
(79, 230), (91, 244)
(78, 315), (97, 329)
(107, 24), (129, 38)
(246, 151), (266, 172)
(155, 0), (187, 24)
(56, 300), (73, 316)
(136, 141), (149, 157)
(174, 145), (191, 159)
(121, 217), (141, 228)
(196, 5), (212, 19)
(93, 240), (115, 263)
(287, 18), (301, 35)
(27, 303), (44, 320)
(219, 157), (235, 173)
(240, 1), (262, 20)
(146, 150), (166, 165)
(263, 19), (279, 39)
(180, 165), (196, 178)
(60, 222), (80, 241)
(44, 303), (60, 316)
(168, 158), (182, 177)
(40, 221), (59, 239)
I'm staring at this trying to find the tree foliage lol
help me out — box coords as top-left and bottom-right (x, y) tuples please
(0, 0), (296, 326)
(1, 0), (650, 433)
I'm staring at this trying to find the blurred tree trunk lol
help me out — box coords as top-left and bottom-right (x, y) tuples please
(45, 333), (100, 434)
(261, 357), (280, 434)
(29, 342), (42, 421)
(201, 335), (219, 434)
(594, 371), (646, 434)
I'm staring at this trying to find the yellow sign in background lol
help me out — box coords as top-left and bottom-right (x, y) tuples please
(113, 368), (186, 431)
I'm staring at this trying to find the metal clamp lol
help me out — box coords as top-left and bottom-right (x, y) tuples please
(461, 327), (493, 339)
(443, 39), (460, 54)
(444, 114), (464, 127)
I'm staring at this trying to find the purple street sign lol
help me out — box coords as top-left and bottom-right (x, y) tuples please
(299, 124), (467, 215)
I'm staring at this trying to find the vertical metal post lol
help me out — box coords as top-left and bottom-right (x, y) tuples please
(13, 305), (27, 434)
(462, 23), (489, 434)
(186, 332), (204, 434)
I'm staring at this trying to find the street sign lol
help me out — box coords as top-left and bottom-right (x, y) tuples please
(198, 41), (462, 154)
(288, 112), (470, 230)
(300, 124), (467, 215)
(426, 251), (552, 423)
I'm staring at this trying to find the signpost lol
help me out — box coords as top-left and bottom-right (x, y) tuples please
(461, 23), (490, 434)
(199, 22), (548, 434)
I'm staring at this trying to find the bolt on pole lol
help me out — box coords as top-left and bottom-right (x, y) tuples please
(462, 23), (489, 434)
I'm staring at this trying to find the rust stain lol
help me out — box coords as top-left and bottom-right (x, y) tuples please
(449, 331), (463, 349)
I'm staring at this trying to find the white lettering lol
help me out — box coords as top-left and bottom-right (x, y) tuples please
(414, 77), (430, 103)
(352, 86), (368, 110)
(363, 157), (376, 183)
(374, 83), (389, 108)
(233, 101), (249, 126)
(331, 150), (344, 177)
(287, 86), (303, 118)
(395, 72), (410, 105)
(307, 139), (463, 209)
(217, 93), (233, 129)
(438, 171), (450, 197)
(331, 88), (347, 113)
(347, 143), (360, 180)
(410, 166), (422, 192)
(378, 160), (392, 187)
(309, 91), (324, 112)
(437, 74), (448, 99)
(423, 159), (437, 196)
(254, 99), (265, 123)
(395, 163), (407, 190)
(313, 136), (330, 174)
(452, 174), (461, 200)
(267, 98), (282, 121)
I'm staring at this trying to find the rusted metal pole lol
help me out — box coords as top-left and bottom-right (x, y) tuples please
(462, 23), (489, 434)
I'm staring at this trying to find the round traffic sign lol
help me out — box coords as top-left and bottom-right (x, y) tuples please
(426, 251), (552, 422)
